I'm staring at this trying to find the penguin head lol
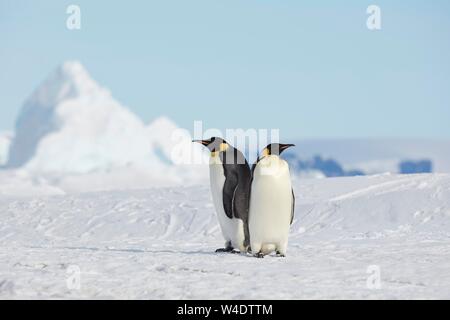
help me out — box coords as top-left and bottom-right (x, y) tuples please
(192, 137), (230, 154)
(260, 143), (295, 158)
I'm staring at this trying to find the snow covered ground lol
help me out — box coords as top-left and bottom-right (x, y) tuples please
(1, 173), (449, 299)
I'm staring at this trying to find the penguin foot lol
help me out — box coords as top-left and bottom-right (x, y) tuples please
(276, 251), (286, 258)
(254, 252), (265, 259)
(215, 247), (233, 253)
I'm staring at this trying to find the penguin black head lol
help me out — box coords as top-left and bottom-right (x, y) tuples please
(192, 137), (230, 153)
(260, 143), (295, 157)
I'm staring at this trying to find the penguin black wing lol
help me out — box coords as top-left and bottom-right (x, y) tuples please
(220, 148), (252, 221)
(231, 162), (252, 221)
(291, 188), (295, 225)
(221, 170), (238, 219)
(251, 161), (257, 175)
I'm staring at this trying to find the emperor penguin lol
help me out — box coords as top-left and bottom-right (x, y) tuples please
(193, 137), (252, 253)
(249, 143), (295, 258)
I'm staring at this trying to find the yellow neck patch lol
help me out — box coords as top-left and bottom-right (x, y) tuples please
(219, 143), (229, 152)
(210, 143), (229, 158)
(261, 148), (270, 157)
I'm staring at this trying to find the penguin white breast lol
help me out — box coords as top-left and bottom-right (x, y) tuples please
(209, 155), (226, 210)
(249, 155), (293, 245)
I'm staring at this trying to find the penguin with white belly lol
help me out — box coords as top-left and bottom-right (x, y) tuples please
(249, 143), (295, 258)
(193, 137), (252, 253)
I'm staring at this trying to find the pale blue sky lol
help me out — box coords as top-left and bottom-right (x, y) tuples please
(1, 0), (449, 139)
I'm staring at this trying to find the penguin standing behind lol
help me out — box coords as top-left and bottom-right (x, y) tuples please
(193, 137), (252, 253)
(249, 143), (295, 258)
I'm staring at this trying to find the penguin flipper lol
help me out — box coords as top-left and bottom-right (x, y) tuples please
(291, 188), (295, 225)
(231, 171), (252, 250)
(222, 173), (238, 219)
(223, 154), (252, 221)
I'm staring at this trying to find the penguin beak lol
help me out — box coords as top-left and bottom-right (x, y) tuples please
(280, 144), (295, 152)
(192, 139), (210, 146)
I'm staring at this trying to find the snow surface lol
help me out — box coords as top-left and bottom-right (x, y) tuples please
(1, 173), (449, 299)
